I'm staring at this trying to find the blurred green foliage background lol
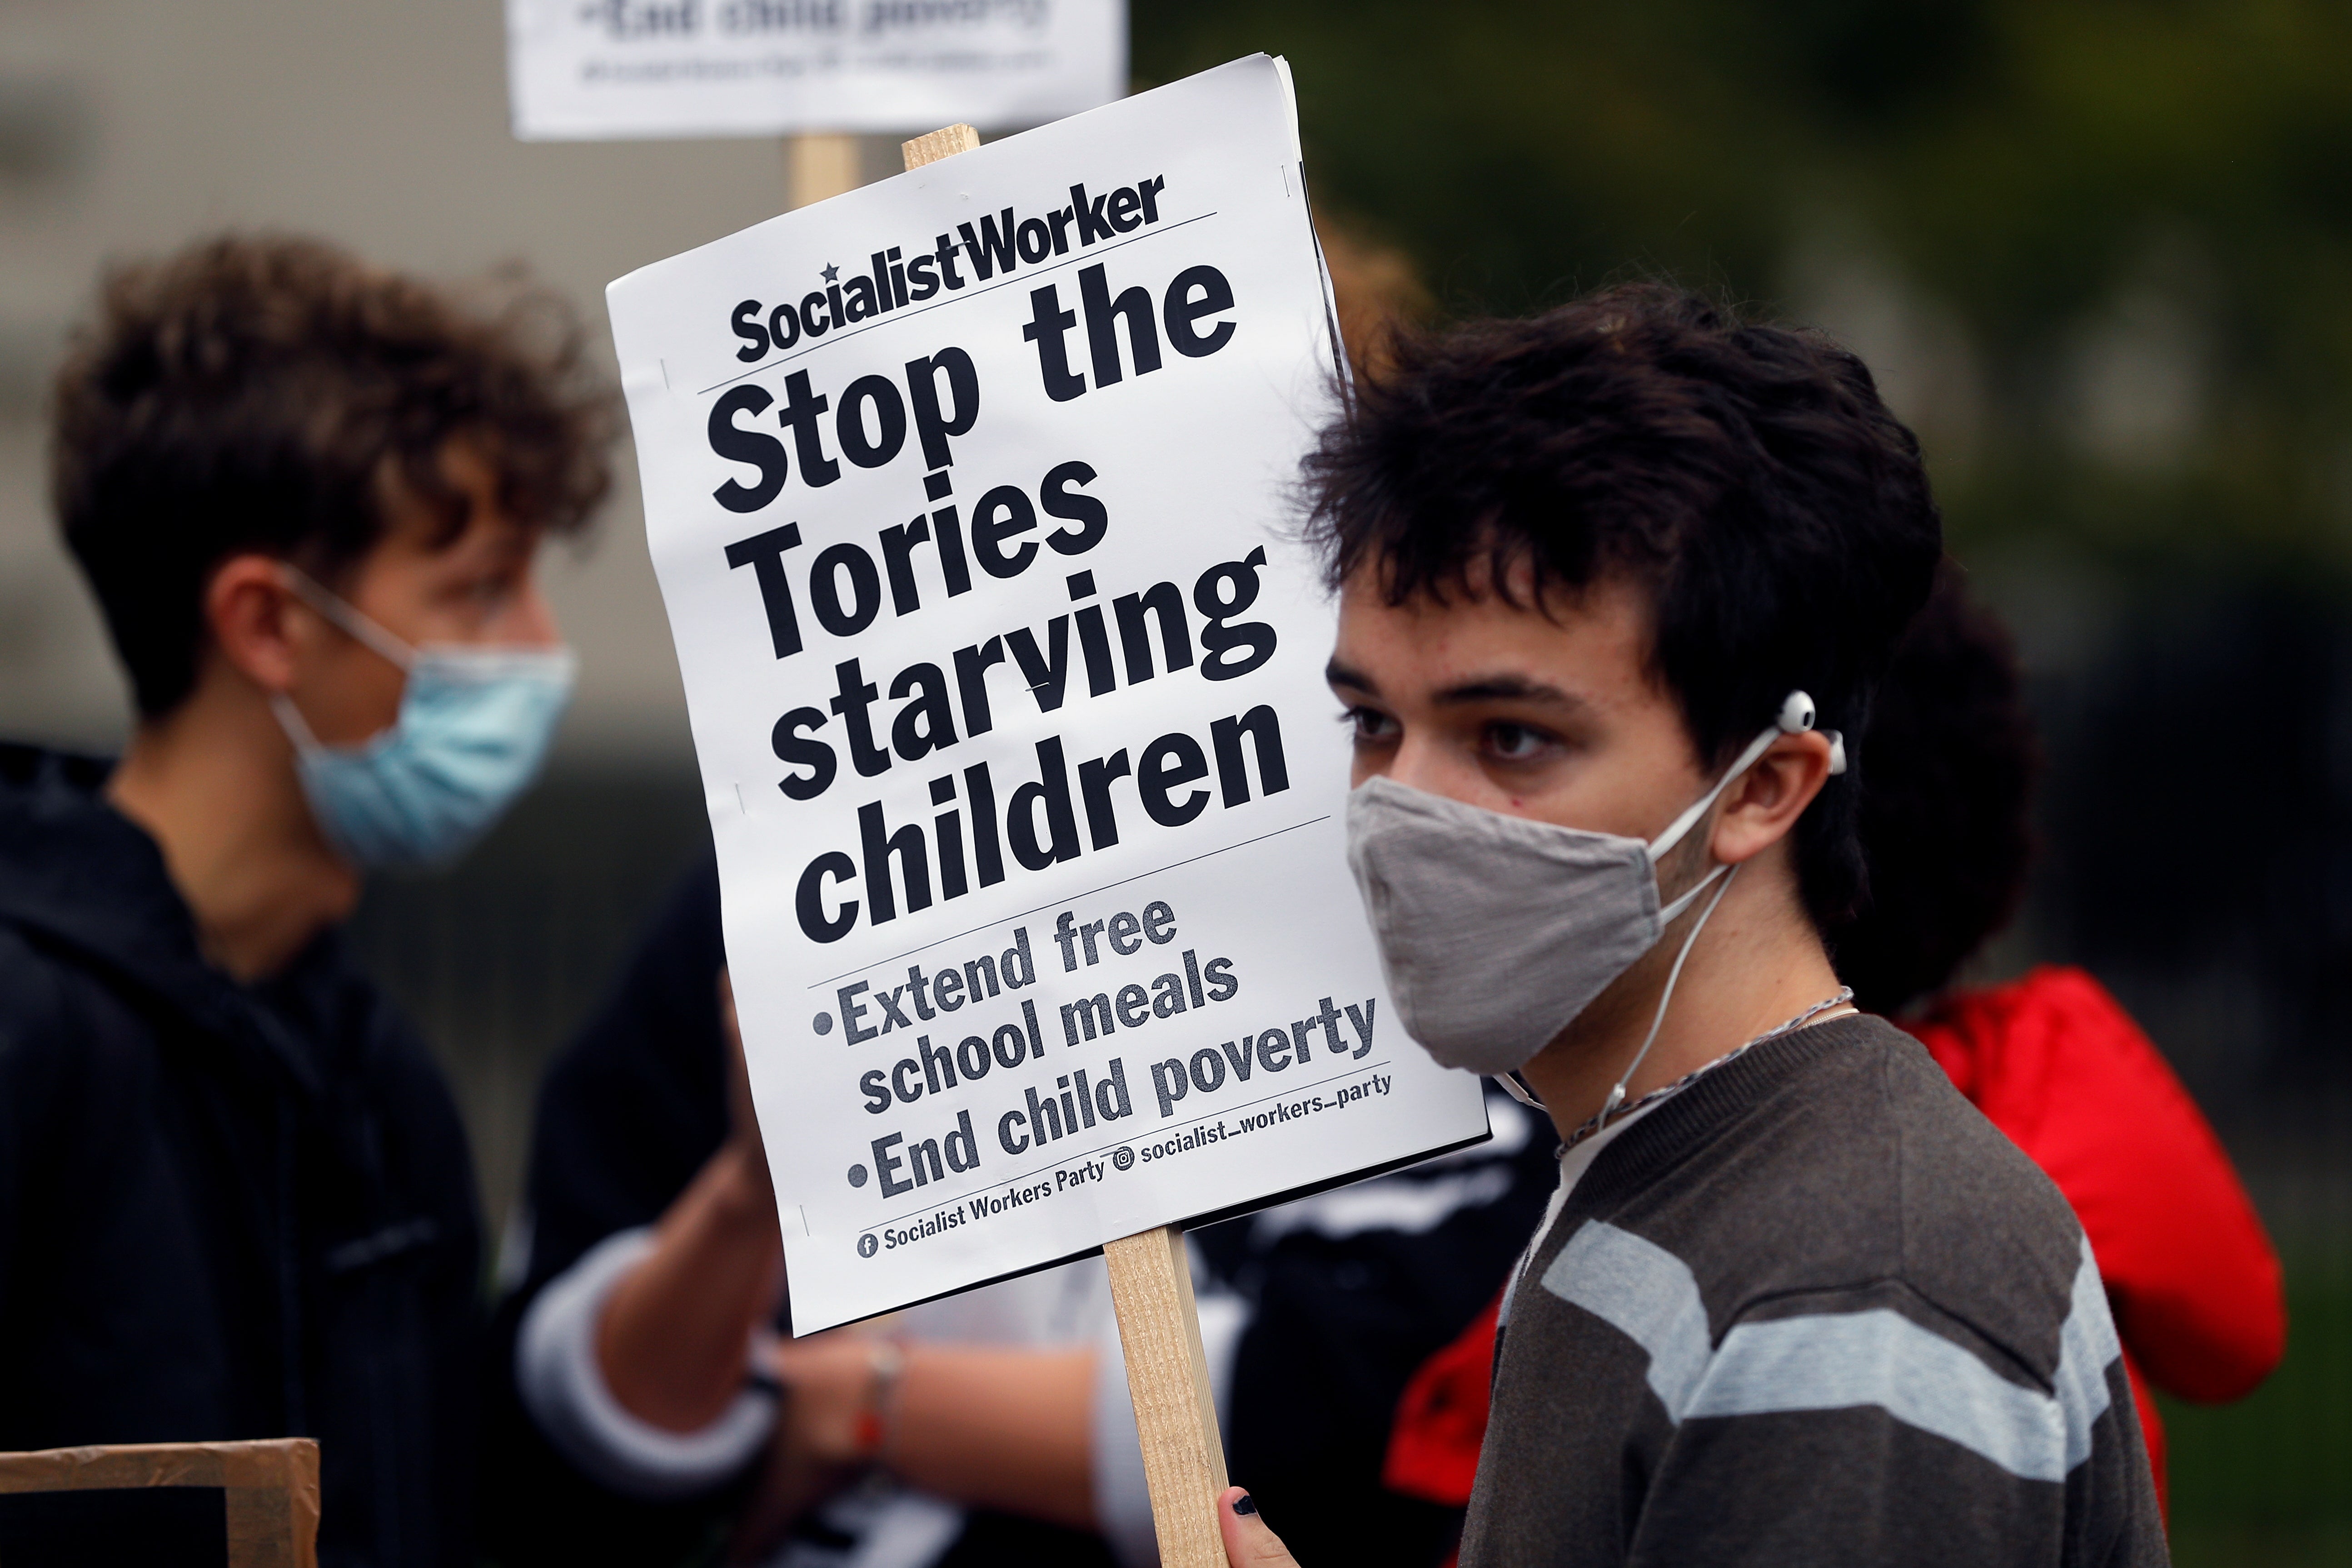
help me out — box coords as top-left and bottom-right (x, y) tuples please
(1137, 0), (2352, 576)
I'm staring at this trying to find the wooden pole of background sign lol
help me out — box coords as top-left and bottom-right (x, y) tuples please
(788, 133), (862, 207)
(901, 122), (981, 168)
(899, 120), (1233, 1568)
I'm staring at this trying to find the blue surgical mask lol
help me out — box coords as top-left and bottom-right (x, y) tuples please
(270, 570), (576, 870)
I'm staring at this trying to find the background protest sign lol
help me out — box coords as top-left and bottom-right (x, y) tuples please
(608, 55), (1492, 1338)
(505, 0), (1124, 142)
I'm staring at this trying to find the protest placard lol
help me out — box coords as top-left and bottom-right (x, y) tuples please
(607, 54), (1493, 1341)
(505, 0), (1124, 142)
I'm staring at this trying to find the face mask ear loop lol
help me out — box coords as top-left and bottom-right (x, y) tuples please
(1657, 860), (1730, 926)
(1598, 861), (1740, 1132)
(1648, 724), (1782, 861)
(281, 566), (417, 672)
(269, 692), (325, 758)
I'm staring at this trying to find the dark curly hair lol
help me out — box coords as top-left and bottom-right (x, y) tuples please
(52, 233), (618, 717)
(1305, 283), (1944, 927)
(1831, 560), (2039, 1014)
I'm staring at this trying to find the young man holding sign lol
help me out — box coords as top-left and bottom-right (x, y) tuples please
(1218, 286), (2168, 1567)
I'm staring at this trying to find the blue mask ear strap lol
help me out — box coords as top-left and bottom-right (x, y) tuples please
(281, 566), (417, 671)
(269, 692), (325, 757)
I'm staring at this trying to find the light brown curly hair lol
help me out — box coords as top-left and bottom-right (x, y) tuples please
(52, 233), (618, 715)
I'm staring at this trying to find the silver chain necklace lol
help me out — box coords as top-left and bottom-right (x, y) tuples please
(1554, 987), (1857, 1151)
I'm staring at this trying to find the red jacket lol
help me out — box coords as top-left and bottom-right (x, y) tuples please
(1384, 966), (2286, 1513)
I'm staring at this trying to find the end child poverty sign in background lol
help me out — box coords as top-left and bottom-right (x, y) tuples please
(609, 56), (1490, 1333)
(507, 0), (1123, 141)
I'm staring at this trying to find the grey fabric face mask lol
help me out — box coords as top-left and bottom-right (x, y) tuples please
(1343, 693), (1838, 1077)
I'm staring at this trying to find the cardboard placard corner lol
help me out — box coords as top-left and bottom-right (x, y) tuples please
(609, 55), (1488, 1334)
(0, 1438), (321, 1568)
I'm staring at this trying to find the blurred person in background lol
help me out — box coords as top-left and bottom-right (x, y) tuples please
(1833, 561), (2287, 1508)
(487, 855), (1151, 1568)
(483, 846), (1553, 1568)
(0, 234), (612, 1568)
(1381, 560), (2285, 1546)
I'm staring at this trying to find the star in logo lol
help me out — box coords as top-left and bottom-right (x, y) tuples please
(821, 262), (840, 284)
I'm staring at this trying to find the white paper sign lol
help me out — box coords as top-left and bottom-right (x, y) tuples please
(609, 55), (1491, 1333)
(506, 0), (1124, 142)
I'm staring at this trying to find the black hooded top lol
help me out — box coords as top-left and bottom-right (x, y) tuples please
(0, 743), (482, 1568)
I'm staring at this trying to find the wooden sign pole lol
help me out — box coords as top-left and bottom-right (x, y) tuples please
(898, 121), (1233, 1568)
(1100, 1225), (1232, 1568)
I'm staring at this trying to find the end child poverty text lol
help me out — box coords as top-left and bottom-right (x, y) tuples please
(822, 897), (1379, 1204)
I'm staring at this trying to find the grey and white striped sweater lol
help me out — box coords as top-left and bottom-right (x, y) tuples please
(1463, 1013), (2168, 1568)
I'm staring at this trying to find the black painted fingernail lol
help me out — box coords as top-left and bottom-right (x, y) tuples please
(1233, 1493), (1258, 1517)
